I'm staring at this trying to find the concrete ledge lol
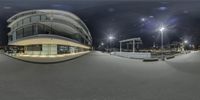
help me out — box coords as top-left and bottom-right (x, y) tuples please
(111, 52), (151, 59)
(166, 56), (175, 59)
(143, 58), (159, 62)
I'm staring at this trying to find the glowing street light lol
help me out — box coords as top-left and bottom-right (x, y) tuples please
(141, 18), (146, 22)
(159, 25), (166, 61)
(108, 36), (114, 40)
(159, 27), (165, 32)
(101, 42), (104, 46)
(184, 40), (188, 44)
(149, 16), (154, 18)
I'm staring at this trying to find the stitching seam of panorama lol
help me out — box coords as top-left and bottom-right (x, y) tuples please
(7, 9), (92, 56)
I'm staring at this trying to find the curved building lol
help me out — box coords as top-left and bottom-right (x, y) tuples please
(7, 9), (92, 57)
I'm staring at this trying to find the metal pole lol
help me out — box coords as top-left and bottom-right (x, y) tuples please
(109, 40), (111, 53)
(107, 40), (109, 53)
(161, 31), (164, 61)
(133, 40), (135, 52)
(50, 11), (53, 34)
(120, 42), (122, 52)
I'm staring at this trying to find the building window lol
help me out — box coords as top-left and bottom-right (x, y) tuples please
(17, 20), (23, 26)
(23, 17), (30, 25)
(30, 24), (38, 35)
(37, 24), (46, 34)
(26, 45), (42, 51)
(23, 25), (33, 37)
(41, 15), (47, 21)
(57, 45), (70, 54)
(31, 15), (40, 22)
(12, 23), (17, 30)
(8, 35), (13, 42)
(16, 28), (23, 39)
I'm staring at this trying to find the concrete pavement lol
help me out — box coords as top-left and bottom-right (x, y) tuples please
(0, 51), (200, 100)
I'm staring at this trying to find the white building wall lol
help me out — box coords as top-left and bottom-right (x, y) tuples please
(49, 44), (57, 55)
(41, 44), (57, 55)
(41, 44), (49, 55)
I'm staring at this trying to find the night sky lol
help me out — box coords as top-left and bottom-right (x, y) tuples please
(0, 0), (200, 48)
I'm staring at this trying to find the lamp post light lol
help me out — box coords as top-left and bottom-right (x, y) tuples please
(159, 25), (165, 61)
(184, 40), (188, 44)
(101, 42), (104, 46)
(141, 18), (146, 22)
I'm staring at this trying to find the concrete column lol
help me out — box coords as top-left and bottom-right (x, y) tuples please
(133, 40), (135, 52)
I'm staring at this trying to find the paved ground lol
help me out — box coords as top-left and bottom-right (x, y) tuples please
(0, 51), (200, 100)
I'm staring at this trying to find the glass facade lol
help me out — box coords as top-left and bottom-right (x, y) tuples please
(9, 23), (89, 45)
(23, 44), (88, 55)
(57, 45), (70, 54)
(7, 10), (92, 56)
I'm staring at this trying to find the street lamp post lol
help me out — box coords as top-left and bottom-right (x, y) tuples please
(108, 35), (114, 53)
(184, 40), (188, 52)
(159, 26), (165, 61)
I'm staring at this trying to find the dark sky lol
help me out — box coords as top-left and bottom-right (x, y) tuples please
(0, 0), (200, 48)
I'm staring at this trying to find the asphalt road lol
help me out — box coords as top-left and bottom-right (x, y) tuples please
(0, 51), (200, 100)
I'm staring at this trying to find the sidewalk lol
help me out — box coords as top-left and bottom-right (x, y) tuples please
(5, 51), (90, 63)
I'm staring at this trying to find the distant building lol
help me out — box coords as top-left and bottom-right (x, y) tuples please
(169, 41), (184, 52)
(7, 9), (92, 56)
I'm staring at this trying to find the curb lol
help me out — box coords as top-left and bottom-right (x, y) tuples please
(143, 58), (159, 62)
